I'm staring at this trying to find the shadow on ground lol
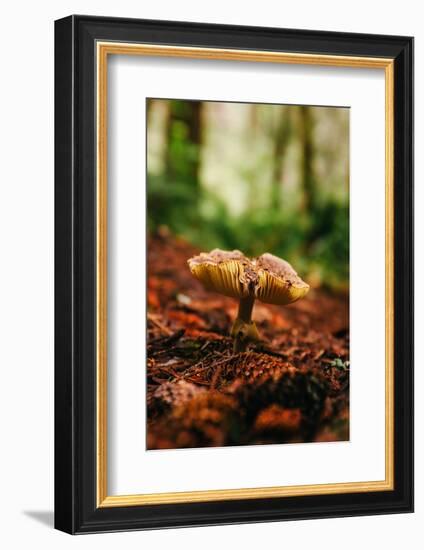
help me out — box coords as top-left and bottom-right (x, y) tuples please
(23, 510), (54, 528)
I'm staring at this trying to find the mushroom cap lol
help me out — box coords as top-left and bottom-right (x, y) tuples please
(187, 249), (255, 299)
(188, 249), (309, 305)
(255, 253), (310, 305)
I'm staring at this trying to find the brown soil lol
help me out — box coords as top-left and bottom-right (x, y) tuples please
(147, 232), (349, 450)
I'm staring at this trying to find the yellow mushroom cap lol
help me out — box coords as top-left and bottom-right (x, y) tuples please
(188, 249), (309, 306)
(187, 249), (255, 299)
(255, 253), (310, 305)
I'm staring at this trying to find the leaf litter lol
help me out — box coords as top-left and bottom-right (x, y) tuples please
(146, 233), (349, 449)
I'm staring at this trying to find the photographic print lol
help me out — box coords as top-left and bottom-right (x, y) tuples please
(146, 98), (350, 450)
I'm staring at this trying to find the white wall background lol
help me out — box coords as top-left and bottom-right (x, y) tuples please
(0, 1), (420, 548)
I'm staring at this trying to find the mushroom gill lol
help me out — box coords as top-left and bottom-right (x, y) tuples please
(255, 253), (310, 306)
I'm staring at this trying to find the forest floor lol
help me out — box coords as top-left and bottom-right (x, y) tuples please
(147, 232), (350, 450)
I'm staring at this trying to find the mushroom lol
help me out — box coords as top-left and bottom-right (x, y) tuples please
(188, 249), (309, 352)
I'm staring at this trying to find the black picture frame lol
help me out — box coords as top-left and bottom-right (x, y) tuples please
(55, 14), (414, 534)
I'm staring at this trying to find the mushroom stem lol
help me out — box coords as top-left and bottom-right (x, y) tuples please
(238, 295), (255, 323)
(231, 296), (259, 353)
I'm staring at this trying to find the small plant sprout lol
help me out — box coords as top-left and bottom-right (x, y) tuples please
(188, 249), (310, 352)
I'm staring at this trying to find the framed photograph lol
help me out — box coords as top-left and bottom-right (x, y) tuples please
(54, 15), (413, 533)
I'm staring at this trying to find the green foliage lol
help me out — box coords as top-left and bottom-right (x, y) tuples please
(303, 200), (350, 287)
(329, 358), (350, 371)
(147, 175), (349, 288)
(147, 98), (349, 289)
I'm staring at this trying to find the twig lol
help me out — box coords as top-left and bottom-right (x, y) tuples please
(147, 313), (172, 335)
(148, 328), (185, 349)
(211, 365), (223, 389)
(183, 377), (212, 387)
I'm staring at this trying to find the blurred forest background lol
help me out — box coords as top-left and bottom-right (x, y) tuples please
(147, 99), (349, 289)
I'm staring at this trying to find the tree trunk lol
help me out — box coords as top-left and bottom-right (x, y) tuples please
(164, 99), (203, 187)
(299, 105), (316, 215)
(270, 106), (291, 210)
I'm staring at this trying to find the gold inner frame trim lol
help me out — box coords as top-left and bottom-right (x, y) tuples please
(96, 41), (395, 508)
